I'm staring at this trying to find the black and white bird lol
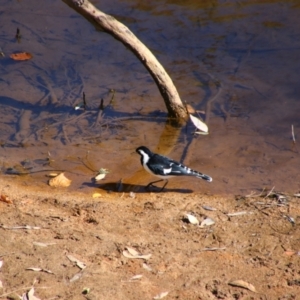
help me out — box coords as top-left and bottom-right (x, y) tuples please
(136, 146), (212, 192)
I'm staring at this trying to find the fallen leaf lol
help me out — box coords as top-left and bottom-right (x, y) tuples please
(94, 168), (109, 181)
(186, 103), (196, 114)
(199, 217), (215, 228)
(22, 287), (41, 300)
(66, 254), (87, 269)
(189, 114), (208, 133)
(229, 279), (257, 293)
(48, 172), (71, 187)
(142, 263), (152, 272)
(202, 205), (217, 211)
(0, 194), (13, 204)
(1, 225), (41, 230)
(123, 247), (152, 260)
(10, 52), (33, 61)
(227, 211), (253, 217)
(0, 260), (3, 269)
(92, 192), (102, 198)
(153, 291), (169, 299)
(70, 272), (83, 282)
(33, 242), (56, 247)
(26, 267), (53, 274)
(46, 172), (59, 177)
(201, 247), (226, 251)
(185, 213), (199, 225)
(130, 274), (143, 281)
(284, 250), (297, 256)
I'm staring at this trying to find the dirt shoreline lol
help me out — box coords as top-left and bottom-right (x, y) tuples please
(0, 175), (299, 300)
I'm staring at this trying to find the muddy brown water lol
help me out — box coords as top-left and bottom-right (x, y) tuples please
(0, 0), (300, 195)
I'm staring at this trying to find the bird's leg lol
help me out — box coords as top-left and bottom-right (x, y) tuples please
(146, 179), (168, 192)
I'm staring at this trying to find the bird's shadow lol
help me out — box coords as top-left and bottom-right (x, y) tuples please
(82, 181), (194, 194)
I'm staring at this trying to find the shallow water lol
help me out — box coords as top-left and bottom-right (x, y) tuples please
(0, 0), (300, 195)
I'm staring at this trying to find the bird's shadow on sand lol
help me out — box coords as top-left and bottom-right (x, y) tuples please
(83, 181), (194, 193)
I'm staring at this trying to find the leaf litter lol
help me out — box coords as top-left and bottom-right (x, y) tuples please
(122, 247), (152, 260)
(228, 279), (257, 293)
(66, 254), (87, 269)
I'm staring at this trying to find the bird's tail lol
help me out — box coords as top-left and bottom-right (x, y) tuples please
(195, 172), (212, 182)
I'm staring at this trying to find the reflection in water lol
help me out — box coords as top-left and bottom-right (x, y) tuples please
(0, 0), (300, 195)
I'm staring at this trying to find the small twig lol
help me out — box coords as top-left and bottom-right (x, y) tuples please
(109, 89), (115, 106)
(292, 124), (296, 144)
(264, 186), (275, 199)
(83, 92), (86, 110)
(15, 27), (21, 43)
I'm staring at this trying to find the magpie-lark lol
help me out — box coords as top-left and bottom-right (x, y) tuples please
(136, 146), (212, 191)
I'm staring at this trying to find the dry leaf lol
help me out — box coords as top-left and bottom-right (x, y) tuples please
(92, 192), (102, 198)
(284, 250), (299, 256)
(185, 214), (199, 225)
(126, 247), (140, 256)
(0, 194), (13, 204)
(94, 168), (109, 181)
(229, 279), (257, 293)
(199, 217), (215, 228)
(0, 260), (3, 269)
(153, 291), (169, 299)
(48, 172), (71, 187)
(22, 287), (41, 300)
(130, 274), (143, 281)
(26, 267), (53, 274)
(46, 172), (59, 177)
(189, 114), (208, 133)
(10, 52), (33, 61)
(69, 272), (83, 282)
(142, 263), (152, 272)
(67, 254), (87, 269)
(1, 225), (41, 230)
(186, 104), (196, 114)
(123, 247), (152, 260)
(33, 242), (56, 247)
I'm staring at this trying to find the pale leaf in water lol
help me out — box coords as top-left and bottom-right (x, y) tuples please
(153, 291), (169, 299)
(228, 280), (257, 293)
(199, 217), (215, 228)
(186, 214), (199, 225)
(94, 173), (106, 181)
(189, 114), (208, 133)
(46, 172), (59, 177)
(48, 173), (71, 187)
(74, 102), (84, 110)
(194, 131), (209, 135)
(92, 192), (102, 198)
(94, 168), (109, 181)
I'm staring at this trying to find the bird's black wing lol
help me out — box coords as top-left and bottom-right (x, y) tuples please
(145, 154), (173, 176)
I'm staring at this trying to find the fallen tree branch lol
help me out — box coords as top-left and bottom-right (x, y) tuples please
(63, 0), (188, 122)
